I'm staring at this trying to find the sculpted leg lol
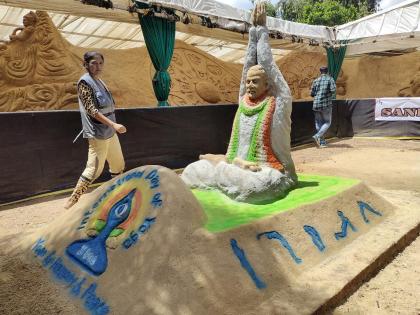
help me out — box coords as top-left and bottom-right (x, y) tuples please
(181, 159), (218, 189)
(199, 154), (226, 165)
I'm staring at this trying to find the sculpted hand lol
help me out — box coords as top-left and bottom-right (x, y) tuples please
(11, 27), (23, 36)
(251, 3), (258, 26)
(113, 123), (127, 134)
(233, 157), (262, 172)
(252, 1), (266, 27)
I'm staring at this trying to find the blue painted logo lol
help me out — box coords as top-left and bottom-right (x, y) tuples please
(66, 189), (136, 276)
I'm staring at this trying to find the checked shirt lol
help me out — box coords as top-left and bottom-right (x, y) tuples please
(310, 74), (336, 110)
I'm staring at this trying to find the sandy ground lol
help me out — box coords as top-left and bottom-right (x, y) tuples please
(0, 137), (419, 314)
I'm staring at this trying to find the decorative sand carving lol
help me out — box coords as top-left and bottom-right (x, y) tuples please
(0, 10), (242, 111)
(398, 65), (420, 97)
(1, 11), (419, 112)
(0, 11), (81, 111)
(168, 47), (240, 105)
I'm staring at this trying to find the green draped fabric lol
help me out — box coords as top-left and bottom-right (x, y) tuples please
(138, 14), (175, 107)
(326, 44), (347, 82)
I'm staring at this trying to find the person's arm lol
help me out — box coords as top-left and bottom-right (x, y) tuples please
(311, 80), (318, 97)
(330, 77), (337, 99)
(78, 81), (126, 133)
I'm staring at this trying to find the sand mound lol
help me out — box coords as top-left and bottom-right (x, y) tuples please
(8, 164), (418, 314)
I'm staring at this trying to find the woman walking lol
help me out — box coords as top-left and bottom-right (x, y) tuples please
(65, 51), (126, 209)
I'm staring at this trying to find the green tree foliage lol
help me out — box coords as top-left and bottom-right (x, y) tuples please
(279, 0), (377, 26)
(265, 1), (278, 17)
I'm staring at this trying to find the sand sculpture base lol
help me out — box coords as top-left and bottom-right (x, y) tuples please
(17, 166), (420, 315)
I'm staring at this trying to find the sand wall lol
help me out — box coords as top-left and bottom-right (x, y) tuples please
(0, 11), (419, 112)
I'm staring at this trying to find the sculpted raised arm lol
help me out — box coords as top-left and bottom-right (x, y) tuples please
(239, 27), (257, 99)
(256, 25), (291, 101)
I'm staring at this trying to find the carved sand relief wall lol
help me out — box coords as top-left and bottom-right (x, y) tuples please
(0, 11), (82, 111)
(166, 46), (241, 105)
(398, 64), (420, 97)
(341, 52), (420, 99)
(277, 52), (325, 100)
(0, 9), (244, 110)
(0, 10), (418, 111)
(276, 51), (348, 100)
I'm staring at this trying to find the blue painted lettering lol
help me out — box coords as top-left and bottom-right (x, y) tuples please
(70, 277), (87, 297)
(122, 238), (132, 249)
(138, 217), (156, 233)
(145, 170), (157, 180)
(145, 170), (160, 189)
(82, 283), (110, 315)
(42, 250), (57, 267)
(129, 231), (139, 244)
(151, 193), (162, 208)
(31, 240), (110, 315)
(32, 239), (47, 258)
(122, 217), (156, 249)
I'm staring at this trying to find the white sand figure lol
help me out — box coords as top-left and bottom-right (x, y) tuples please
(181, 2), (297, 203)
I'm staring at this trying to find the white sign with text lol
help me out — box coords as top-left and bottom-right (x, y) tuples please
(375, 98), (420, 121)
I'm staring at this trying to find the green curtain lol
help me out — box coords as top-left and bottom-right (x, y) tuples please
(326, 43), (347, 82)
(138, 14), (175, 107)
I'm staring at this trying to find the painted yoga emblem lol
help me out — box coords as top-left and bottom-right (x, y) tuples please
(67, 169), (162, 276)
(31, 169), (163, 315)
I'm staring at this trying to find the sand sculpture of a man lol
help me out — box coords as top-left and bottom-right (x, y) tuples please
(181, 2), (297, 203)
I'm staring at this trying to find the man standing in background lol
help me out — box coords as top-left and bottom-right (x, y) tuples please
(310, 66), (336, 148)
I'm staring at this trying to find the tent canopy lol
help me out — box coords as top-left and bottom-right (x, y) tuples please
(337, 0), (420, 55)
(0, 0), (326, 63)
(0, 0), (419, 60)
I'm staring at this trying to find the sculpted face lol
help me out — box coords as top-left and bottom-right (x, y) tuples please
(246, 65), (268, 100)
(23, 12), (37, 27)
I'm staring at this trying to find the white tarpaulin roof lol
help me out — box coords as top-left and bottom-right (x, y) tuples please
(0, 1), (324, 62)
(133, 0), (331, 40)
(0, 0), (419, 58)
(336, 0), (420, 55)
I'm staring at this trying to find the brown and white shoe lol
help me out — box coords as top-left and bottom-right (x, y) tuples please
(64, 198), (78, 209)
(64, 177), (90, 209)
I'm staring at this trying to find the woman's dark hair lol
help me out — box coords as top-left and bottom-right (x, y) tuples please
(83, 51), (104, 65)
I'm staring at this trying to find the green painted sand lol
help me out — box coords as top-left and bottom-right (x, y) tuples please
(192, 174), (359, 233)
